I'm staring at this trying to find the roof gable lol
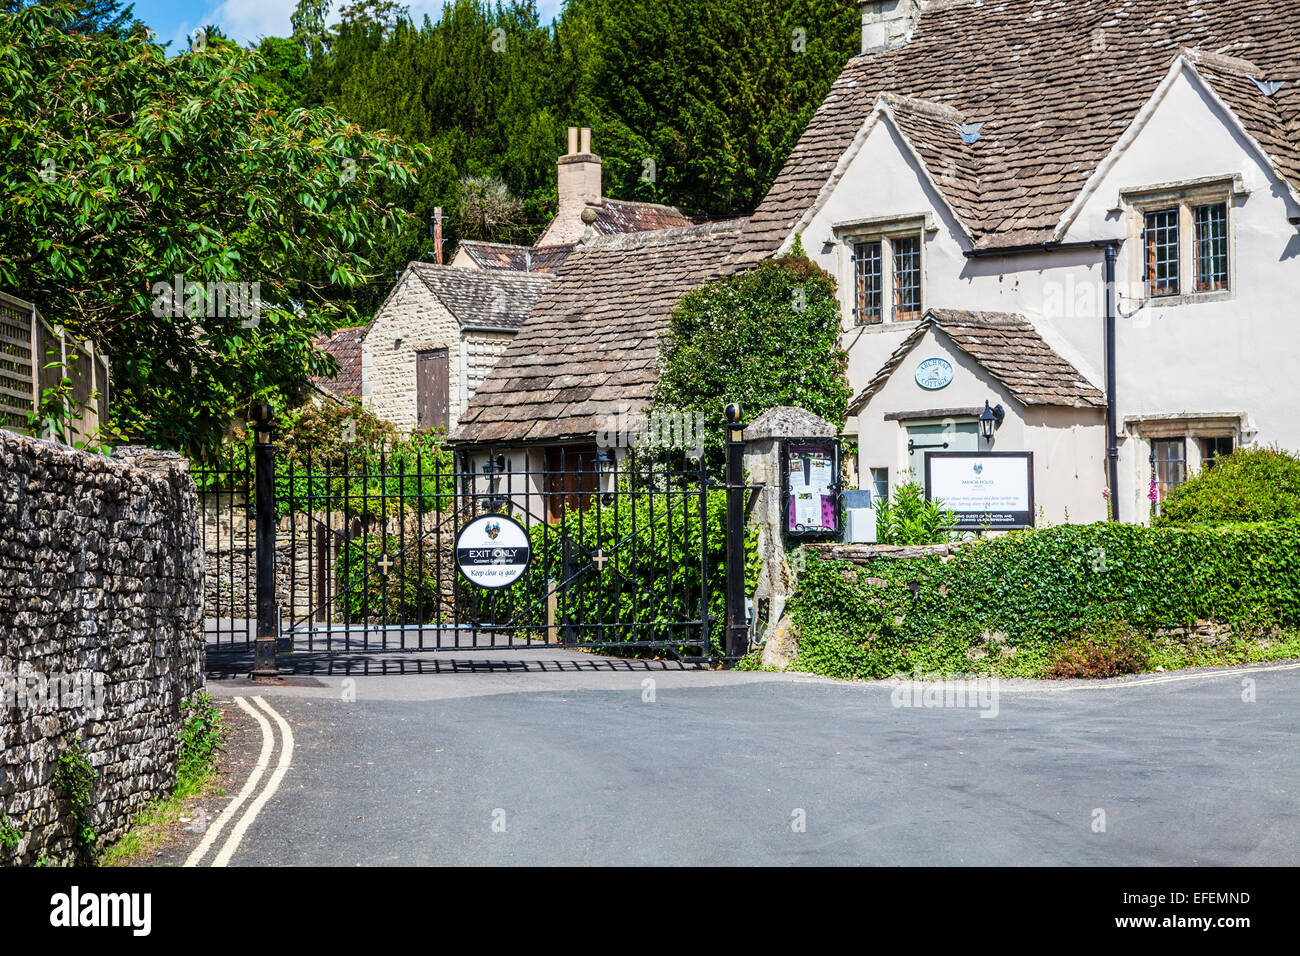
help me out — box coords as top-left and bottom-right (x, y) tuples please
(780, 94), (979, 251)
(737, 0), (1300, 260)
(1057, 52), (1300, 240)
(399, 264), (552, 331)
(455, 241), (574, 273)
(311, 325), (365, 401)
(849, 309), (1105, 414)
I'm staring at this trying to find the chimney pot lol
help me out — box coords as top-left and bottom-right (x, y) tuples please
(538, 126), (602, 246)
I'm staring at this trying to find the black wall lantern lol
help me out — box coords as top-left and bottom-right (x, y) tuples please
(596, 448), (615, 474)
(979, 400), (1005, 442)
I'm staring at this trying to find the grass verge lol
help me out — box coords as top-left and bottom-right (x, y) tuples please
(99, 693), (227, 866)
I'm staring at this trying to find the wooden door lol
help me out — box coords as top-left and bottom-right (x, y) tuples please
(416, 348), (449, 430)
(544, 445), (598, 521)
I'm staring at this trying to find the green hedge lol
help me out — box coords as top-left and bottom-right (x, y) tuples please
(504, 487), (758, 655)
(336, 534), (443, 623)
(1156, 446), (1300, 527)
(787, 521), (1300, 679)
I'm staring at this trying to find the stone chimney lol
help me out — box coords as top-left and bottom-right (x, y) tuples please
(860, 0), (926, 53)
(539, 126), (602, 246)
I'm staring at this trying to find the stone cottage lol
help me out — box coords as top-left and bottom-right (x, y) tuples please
(311, 127), (697, 433)
(313, 265), (551, 433)
(452, 219), (747, 516)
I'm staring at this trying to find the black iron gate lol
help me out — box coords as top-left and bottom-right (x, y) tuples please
(197, 434), (739, 664)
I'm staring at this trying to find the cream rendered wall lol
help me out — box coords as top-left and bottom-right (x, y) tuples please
(852, 326), (1107, 525)
(450, 246), (479, 270)
(1059, 66), (1300, 522)
(795, 115), (1106, 413)
(790, 72), (1300, 524)
(362, 271), (461, 432)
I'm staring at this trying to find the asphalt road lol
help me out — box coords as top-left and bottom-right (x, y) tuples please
(205, 653), (1300, 865)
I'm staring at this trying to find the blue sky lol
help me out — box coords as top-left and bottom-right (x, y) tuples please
(131, 0), (566, 52)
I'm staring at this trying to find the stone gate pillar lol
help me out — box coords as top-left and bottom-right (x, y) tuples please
(742, 406), (838, 667)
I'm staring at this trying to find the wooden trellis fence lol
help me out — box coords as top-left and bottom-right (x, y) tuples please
(0, 291), (109, 442)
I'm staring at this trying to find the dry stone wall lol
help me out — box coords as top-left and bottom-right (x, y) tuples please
(0, 433), (204, 865)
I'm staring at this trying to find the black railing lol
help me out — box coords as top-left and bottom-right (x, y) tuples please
(203, 437), (721, 662)
(194, 442), (255, 651)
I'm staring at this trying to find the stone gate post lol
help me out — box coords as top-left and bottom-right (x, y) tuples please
(742, 406), (838, 668)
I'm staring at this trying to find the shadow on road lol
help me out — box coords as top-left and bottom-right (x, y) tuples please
(204, 648), (712, 679)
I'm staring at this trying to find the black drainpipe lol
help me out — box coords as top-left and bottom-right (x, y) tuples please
(1104, 242), (1120, 522)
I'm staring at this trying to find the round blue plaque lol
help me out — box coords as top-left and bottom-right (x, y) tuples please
(915, 357), (954, 390)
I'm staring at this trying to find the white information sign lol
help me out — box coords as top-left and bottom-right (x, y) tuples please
(924, 453), (1034, 528)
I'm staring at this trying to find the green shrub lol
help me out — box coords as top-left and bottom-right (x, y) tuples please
(787, 521), (1300, 680)
(0, 814), (20, 860)
(874, 479), (959, 545)
(1156, 445), (1300, 527)
(177, 694), (226, 798)
(52, 738), (98, 861)
(653, 256), (851, 473)
(470, 485), (760, 657)
(336, 534), (443, 624)
(196, 398), (455, 520)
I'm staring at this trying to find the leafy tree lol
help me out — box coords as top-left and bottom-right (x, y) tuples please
(4, 0), (145, 37)
(456, 175), (526, 242)
(291, 0), (331, 58)
(251, 0), (858, 319)
(653, 255), (851, 470)
(576, 0), (858, 218)
(0, 2), (428, 453)
(339, 0), (410, 33)
(250, 35), (310, 111)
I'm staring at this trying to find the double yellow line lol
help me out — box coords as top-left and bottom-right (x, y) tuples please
(184, 696), (295, 867)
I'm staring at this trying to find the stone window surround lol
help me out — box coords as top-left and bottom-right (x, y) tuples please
(1117, 174), (1248, 308)
(830, 212), (938, 331)
(1124, 411), (1255, 481)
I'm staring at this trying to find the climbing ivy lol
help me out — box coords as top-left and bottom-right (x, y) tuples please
(788, 521), (1300, 680)
(52, 738), (98, 861)
(653, 256), (851, 473)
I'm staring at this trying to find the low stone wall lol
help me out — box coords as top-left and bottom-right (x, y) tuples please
(808, 542), (968, 564)
(0, 434), (204, 865)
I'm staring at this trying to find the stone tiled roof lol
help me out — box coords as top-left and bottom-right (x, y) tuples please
(589, 199), (694, 235)
(848, 309), (1105, 414)
(1187, 50), (1300, 191)
(408, 263), (553, 330)
(735, 0), (1300, 259)
(311, 325), (365, 401)
(451, 219), (747, 444)
(455, 241), (574, 273)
